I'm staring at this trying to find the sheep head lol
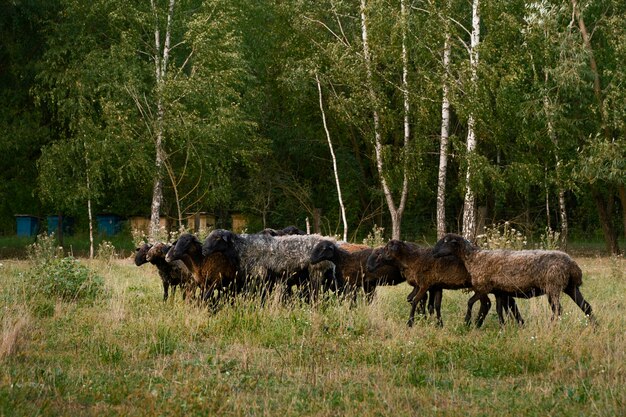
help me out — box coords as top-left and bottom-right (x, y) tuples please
(432, 233), (474, 259)
(134, 243), (152, 266)
(166, 233), (200, 262)
(282, 225), (306, 235)
(367, 240), (407, 270)
(310, 240), (337, 264)
(146, 242), (170, 262)
(202, 229), (236, 257)
(366, 247), (384, 272)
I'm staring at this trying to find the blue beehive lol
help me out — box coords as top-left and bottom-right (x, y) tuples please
(96, 215), (122, 236)
(15, 215), (40, 237)
(47, 216), (74, 235)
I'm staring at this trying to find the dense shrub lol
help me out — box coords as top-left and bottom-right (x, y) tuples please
(29, 256), (104, 301)
(27, 233), (103, 301)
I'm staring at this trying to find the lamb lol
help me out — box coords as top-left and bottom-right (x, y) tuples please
(134, 242), (193, 301)
(432, 233), (595, 324)
(201, 229), (340, 301)
(165, 233), (239, 306)
(366, 240), (499, 327)
(146, 242), (197, 300)
(310, 240), (405, 302)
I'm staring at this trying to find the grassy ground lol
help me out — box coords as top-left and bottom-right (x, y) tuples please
(0, 255), (624, 416)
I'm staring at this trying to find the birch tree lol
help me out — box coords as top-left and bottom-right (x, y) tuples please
(316, 73), (348, 241)
(436, 30), (452, 239)
(360, 0), (409, 240)
(462, 0), (480, 239)
(148, 0), (176, 240)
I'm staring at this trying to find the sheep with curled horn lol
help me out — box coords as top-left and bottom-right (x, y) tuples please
(201, 229), (339, 301)
(432, 233), (595, 325)
(165, 233), (239, 307)
(134, 242), (193, 302)
(366, 240), (513, 327)
(310, 240), (406, 303)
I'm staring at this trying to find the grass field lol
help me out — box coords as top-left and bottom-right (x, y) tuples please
(0, 254), (624, 416)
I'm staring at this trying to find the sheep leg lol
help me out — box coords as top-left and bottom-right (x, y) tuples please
(431, 288), (443, 327)
(495, 295), (506, 325)
(564, 285), (596, 324)
(407, 297), (419, 328)
(406, 287), (429, 327)
(427, 289), (436, 316)
(548, 293), (562, 320)
(364, 283), (377, 303)
(474, 294), (491, 328)
(162, 281), (169, 301)
(505, 296), (525, 325)
(465, 292), (482, 327)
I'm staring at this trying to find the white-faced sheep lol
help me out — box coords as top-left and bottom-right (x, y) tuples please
(310, 240), (405, 303)
(134, 242), (193, 301)
(165, 233), (239, 307)
(366, 240), (499, 327)
(432, 233), (595, 324)
(201, 229), (340, 301)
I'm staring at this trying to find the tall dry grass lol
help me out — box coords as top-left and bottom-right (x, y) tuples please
(0, 255), (624, 416)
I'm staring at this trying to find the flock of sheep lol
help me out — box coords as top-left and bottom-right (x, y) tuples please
(134, 226), (596, 327)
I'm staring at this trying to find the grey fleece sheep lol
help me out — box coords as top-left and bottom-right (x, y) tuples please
(201, 229), (338, 300)
(134, 242), (193, 301)
(432, 233), (595, 324)
(366, 240), (497, 327)
(310, 240), (405, 302)
(165, 233), (239, 306)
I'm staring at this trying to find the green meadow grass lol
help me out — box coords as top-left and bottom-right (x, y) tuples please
(0, 255), (624, 416)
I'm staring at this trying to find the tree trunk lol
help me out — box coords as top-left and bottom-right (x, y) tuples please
(592, 188), (620, 255)
(316, 73), (348, 241)
(437, 33), (451, 239)
(558, 189), (568, 250)
(87, 197), (94, 259)
(572, 0), (620, 254)
(462, 0), (480, 240)
(359, 0), (408, 240)
(619, 185), (626, 239)
(543, 75), (568, 248)
(149, 0), (176, 242)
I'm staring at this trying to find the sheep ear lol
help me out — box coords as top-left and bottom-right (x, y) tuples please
(223, 233), (230, 243)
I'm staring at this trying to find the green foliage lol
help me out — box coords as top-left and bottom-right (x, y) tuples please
(362, 224), (386, 248)
(26, 233), (63, 264)
(96, 240), (117, 262)
(476, 222), (528, 250)
(1, 258), (625, 415)
(26, 235), (104, 301)
(28, 256), (103, 302)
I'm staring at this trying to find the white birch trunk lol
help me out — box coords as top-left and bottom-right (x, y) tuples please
(86, 172), (94, 259)
(543, 80), (568, 247)
(316, 73), (348, 241)
(462, 0), (480, 239)
(398, 0), (410, 237)
(149, 0), (176, 241)
(360, 0), (408, 240)
(436, 33), (451, 239)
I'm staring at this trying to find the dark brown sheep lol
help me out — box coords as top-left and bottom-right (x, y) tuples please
(366, 240), (498, 327)
(310, 240), (405, 303)
(432, 233), (595, 324)
(134, 242), (193, 301)
(146, 242), (196, 300)
(166, 233), (239, 306)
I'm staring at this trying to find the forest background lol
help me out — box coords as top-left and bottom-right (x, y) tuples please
(1, 0), (625, 254)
